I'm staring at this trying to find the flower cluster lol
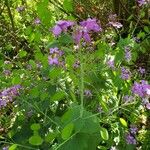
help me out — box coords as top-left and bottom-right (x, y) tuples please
(34, 18), (41, 25)
(52, 20), (74, 36)
(0, 85), (21, 108)
(124, 46), (131, 62)
(48, 47), (64, 66)
(16, 6), (25, 12)
(108, 14), (123, 29)
(107, 59), (115, 69)
(73, 18), (101, 44)
(138, 67), (145, 75)
(137, 0), (148, 6)
(52, 18), (101, 44)
(132, 80), (150, 98)
(84, 89), (92, 97)
(123, 95), (134, 103)
(121, 67), (131, 80)
(125, 125), (138, 145)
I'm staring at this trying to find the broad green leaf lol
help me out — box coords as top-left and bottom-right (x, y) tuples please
(9, 144), (17, 150)
(61, 123), (74, 140)
(63, 0), (73, 12)
(45, 132), (57, 142)
(12, 76), (21, 84)
(31, 123), (41, 131)
(18, 50), (27, 58)
(29, 135), (43, 146)
(120, 118), (128, 127)
(100, 127), (109, 140)
(51, 91), (66, 101)
(49, 68), (62, 79)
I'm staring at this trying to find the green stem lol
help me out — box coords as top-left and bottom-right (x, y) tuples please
(79, 48), (84, 117)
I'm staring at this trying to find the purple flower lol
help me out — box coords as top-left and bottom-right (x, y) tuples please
(49, 47), (59, 54)
(48, 57), (59, 65)
(130, 125), (138, 135)
(138, 67), (145, 74)
(146, 103), (150, 109)
(0, 85), (21, 108)
(125, 133), (136, 145)
(132, 80), (150, 98)
(2, 146), (9, 150)
(124, 46), (131, 62)
(80, 18), (101, 32)
(107, 59), (115, 69)
(84, 89), (92, 97)
(34, 18), (41, 25)
(137, 0), (148, 6)
(52, 20), (74, 36)
(16, 6), (25, 12)
(108, 14), (123, 29)
(73, 60), (80, 69)
(121, 67), (131, 80)
(123, 95), (133, 103)
(3, 70), (11, 76)
(73, 18), (101, 44)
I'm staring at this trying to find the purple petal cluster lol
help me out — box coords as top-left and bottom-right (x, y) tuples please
(138, 67), (145, 74)
(2, 146), (9, 150)
(52, 20), (74, 36)
(121, 67), (131, 80)
(107, 59), (115, 69)
(108, 14), (123, 29)
(123, 95), (133, 103)
(3, 70), (11, 76)
(80, 18), (101, 32)
(48, 47), (64, 66)
(130, 125), (138, 135)
(0, 85), (21, 108)
(16, 6), (25, 12)
(84, 89), (92, 97)
(125, 125), (138, 145)
(125, 133), (136, 145)
(137, 0), (148, 6)
(132, 80), (150, 98)
(73, 60), (80, 69)
(34, 18), (41, 25)
(73, 18), (101, 44)
(124, 46), (131, 62)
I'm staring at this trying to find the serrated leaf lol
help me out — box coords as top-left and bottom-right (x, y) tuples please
(120, 118), (128, 127)
(61, 123), (74, 140)
(100, 127), (109, 140)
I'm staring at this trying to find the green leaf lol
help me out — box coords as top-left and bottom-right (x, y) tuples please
(12, 76), (21, 84)
(49, 67), (62, 79)
(9, 144), (17, 150)
(51, 91), (66, 101)
(120, 118), (128, 127)
(58, 34), (73, 44)
(31, 123), (41, 131)
(63, 0), (73, 12)
(18, 50), (27, 58)
(144, 26), (149, 33)
(29, 135), (43, 146)
(45, 132), (58, 142)
(61, 123), (74, 140)
(100, 127), (109, 140)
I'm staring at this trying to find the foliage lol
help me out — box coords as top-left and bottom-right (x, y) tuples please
(0, 0), (150, 150)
